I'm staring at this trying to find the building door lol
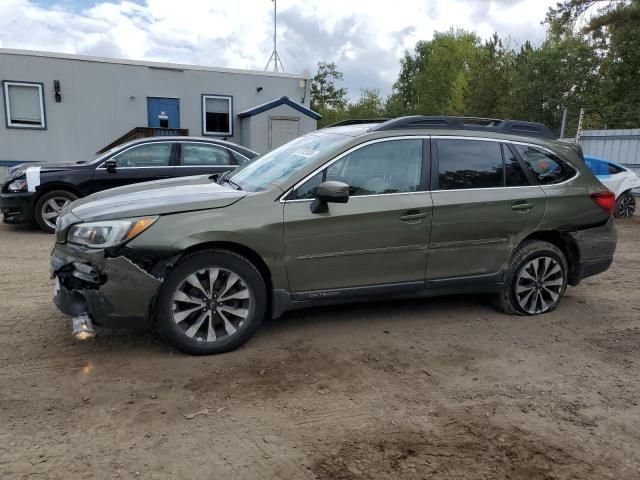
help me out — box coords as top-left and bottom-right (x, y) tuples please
(147, 97), (180, 128)
(269, 116), (299, 150)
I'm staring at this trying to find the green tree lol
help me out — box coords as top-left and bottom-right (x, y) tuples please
(310, 62), (348, 111)
(347, 89), (387, 119)
(464, 33), (512, 118)
(408, 29), (481, 115)
(501, 34), (601, 134)
(546, 0), (640, 128)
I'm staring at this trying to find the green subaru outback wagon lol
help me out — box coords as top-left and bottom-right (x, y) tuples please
(51, 116), (617, 355)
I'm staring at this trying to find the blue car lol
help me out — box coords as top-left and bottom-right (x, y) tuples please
(584, 155), (639, 218)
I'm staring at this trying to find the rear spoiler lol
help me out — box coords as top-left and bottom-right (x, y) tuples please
(556, 139), (585, 163)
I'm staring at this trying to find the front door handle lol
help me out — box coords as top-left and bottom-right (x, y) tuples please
(511, 201), (534, 212)
(400, 210), (427, 223)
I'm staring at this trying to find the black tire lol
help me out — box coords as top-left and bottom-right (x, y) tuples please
(614, 192), (636, 218)
(34, 190), (78, 233)
(154, 250), (267, 355)
(494, 240), (568, 316)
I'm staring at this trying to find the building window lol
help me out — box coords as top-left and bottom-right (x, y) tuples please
(3, 81), (46, 129)
(202, 95), (232, 136)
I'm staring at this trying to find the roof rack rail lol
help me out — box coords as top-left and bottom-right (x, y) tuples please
(371, 115), (555, 139)
(326, 118), (389, 128)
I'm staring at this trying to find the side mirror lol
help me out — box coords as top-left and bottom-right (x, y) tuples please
(310, 181), (349, 214)
(105, 159), (117, 173)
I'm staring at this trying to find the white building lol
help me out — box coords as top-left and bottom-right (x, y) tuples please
(0, 48), (320, 172)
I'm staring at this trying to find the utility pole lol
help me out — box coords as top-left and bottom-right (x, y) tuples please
(264, 0), (285, 72)
(575, 107), (585, 143)
(560, 108), (568, 139)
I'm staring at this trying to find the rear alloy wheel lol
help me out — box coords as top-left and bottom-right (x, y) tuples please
(614, 192), (636, 218)
(514, 256), (564, 314)
(155, 250), (266, 355)
(34, 190), (78, 233)
(494, 240), (568, 316)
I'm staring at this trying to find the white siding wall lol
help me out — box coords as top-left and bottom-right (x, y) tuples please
(0, 50), (311, 164)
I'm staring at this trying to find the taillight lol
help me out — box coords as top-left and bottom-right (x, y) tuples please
(590, 191), (616, 215)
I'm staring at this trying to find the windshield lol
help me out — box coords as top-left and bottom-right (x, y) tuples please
(88, 145), (124, 164)
(228, 133), (348, 192)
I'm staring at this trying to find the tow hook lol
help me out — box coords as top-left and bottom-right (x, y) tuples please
(72, 314), (96, 340)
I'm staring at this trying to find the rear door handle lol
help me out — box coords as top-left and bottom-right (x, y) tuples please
(511, 201), (534, 212)
(400, 210), (427, 223)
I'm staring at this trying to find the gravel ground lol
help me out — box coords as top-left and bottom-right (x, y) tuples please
(1, 218), (639, 479)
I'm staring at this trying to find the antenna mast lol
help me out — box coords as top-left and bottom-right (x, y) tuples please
(265, 0), (285, 72)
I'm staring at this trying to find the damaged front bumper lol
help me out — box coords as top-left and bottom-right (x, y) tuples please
(50, 242), (165, 328)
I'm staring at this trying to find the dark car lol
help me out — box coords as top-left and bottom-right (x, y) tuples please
(51, 116), (617, 355)
(0, 137), (257, 232)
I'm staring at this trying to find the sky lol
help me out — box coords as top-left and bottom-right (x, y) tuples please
(0, 0), (559, 100)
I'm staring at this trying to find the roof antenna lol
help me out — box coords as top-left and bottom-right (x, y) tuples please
(264, 0), (285, 72)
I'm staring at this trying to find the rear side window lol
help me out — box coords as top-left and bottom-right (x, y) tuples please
(181, 143), (232, 166)
(230, 150), (250, 166)
(608, 162), (625, 175)
(437, 139), (503, 189)
(514, 145), (576, 185)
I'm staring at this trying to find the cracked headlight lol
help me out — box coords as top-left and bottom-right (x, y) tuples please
(7, 178), (28, 192)
(67, 216), (157, 248)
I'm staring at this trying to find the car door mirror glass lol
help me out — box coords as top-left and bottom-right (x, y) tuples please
(310, 181), (349, 214)
(105, 159), (117, 173)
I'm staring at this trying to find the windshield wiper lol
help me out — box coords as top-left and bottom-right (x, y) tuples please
(226, 178), (242, 190)
(215, 171), (230, 184)
(215, 170), (242, 190)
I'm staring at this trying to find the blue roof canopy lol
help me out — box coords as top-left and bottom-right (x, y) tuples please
(238, 96), (321, 120)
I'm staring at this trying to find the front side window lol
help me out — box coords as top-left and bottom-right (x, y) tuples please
(514, 144), (576, 185)
(202, 95), (232, 135)
(112, 143), (172, 168)
(437, 139), (503, 190)
(181, 143), (232, 166)
(229, 132), (350, 192)
(3, 81), (46, 129)
(296, 139), (423, 198)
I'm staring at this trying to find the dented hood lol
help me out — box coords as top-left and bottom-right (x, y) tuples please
(70, 175), (247, 222)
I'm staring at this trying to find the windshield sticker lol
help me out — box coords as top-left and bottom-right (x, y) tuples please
(292, 147), (319, 158)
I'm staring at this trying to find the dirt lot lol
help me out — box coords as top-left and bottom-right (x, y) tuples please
(1, 218), (639, 480)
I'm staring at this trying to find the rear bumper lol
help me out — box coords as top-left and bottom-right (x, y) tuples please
(0, 192), (36, 224)
(50, 242), (163, 328)
(567, 217), (617, 285)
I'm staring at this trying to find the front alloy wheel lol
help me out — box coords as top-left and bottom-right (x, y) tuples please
(172, 267), (252, 342)
(34, 190), (78, 233)
(155, 250), (267, 355)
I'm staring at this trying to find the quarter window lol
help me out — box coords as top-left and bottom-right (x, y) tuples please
(437, 139), (503, 189)
(514, 145), (576, 185)
(296, 139), (423, 198)
(181, 143), (233, 166)
(608, 162), (625, 175)
(202, 95), (232, 135)
(3, 81), (46, 129)
(112, 143), (172, 168)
